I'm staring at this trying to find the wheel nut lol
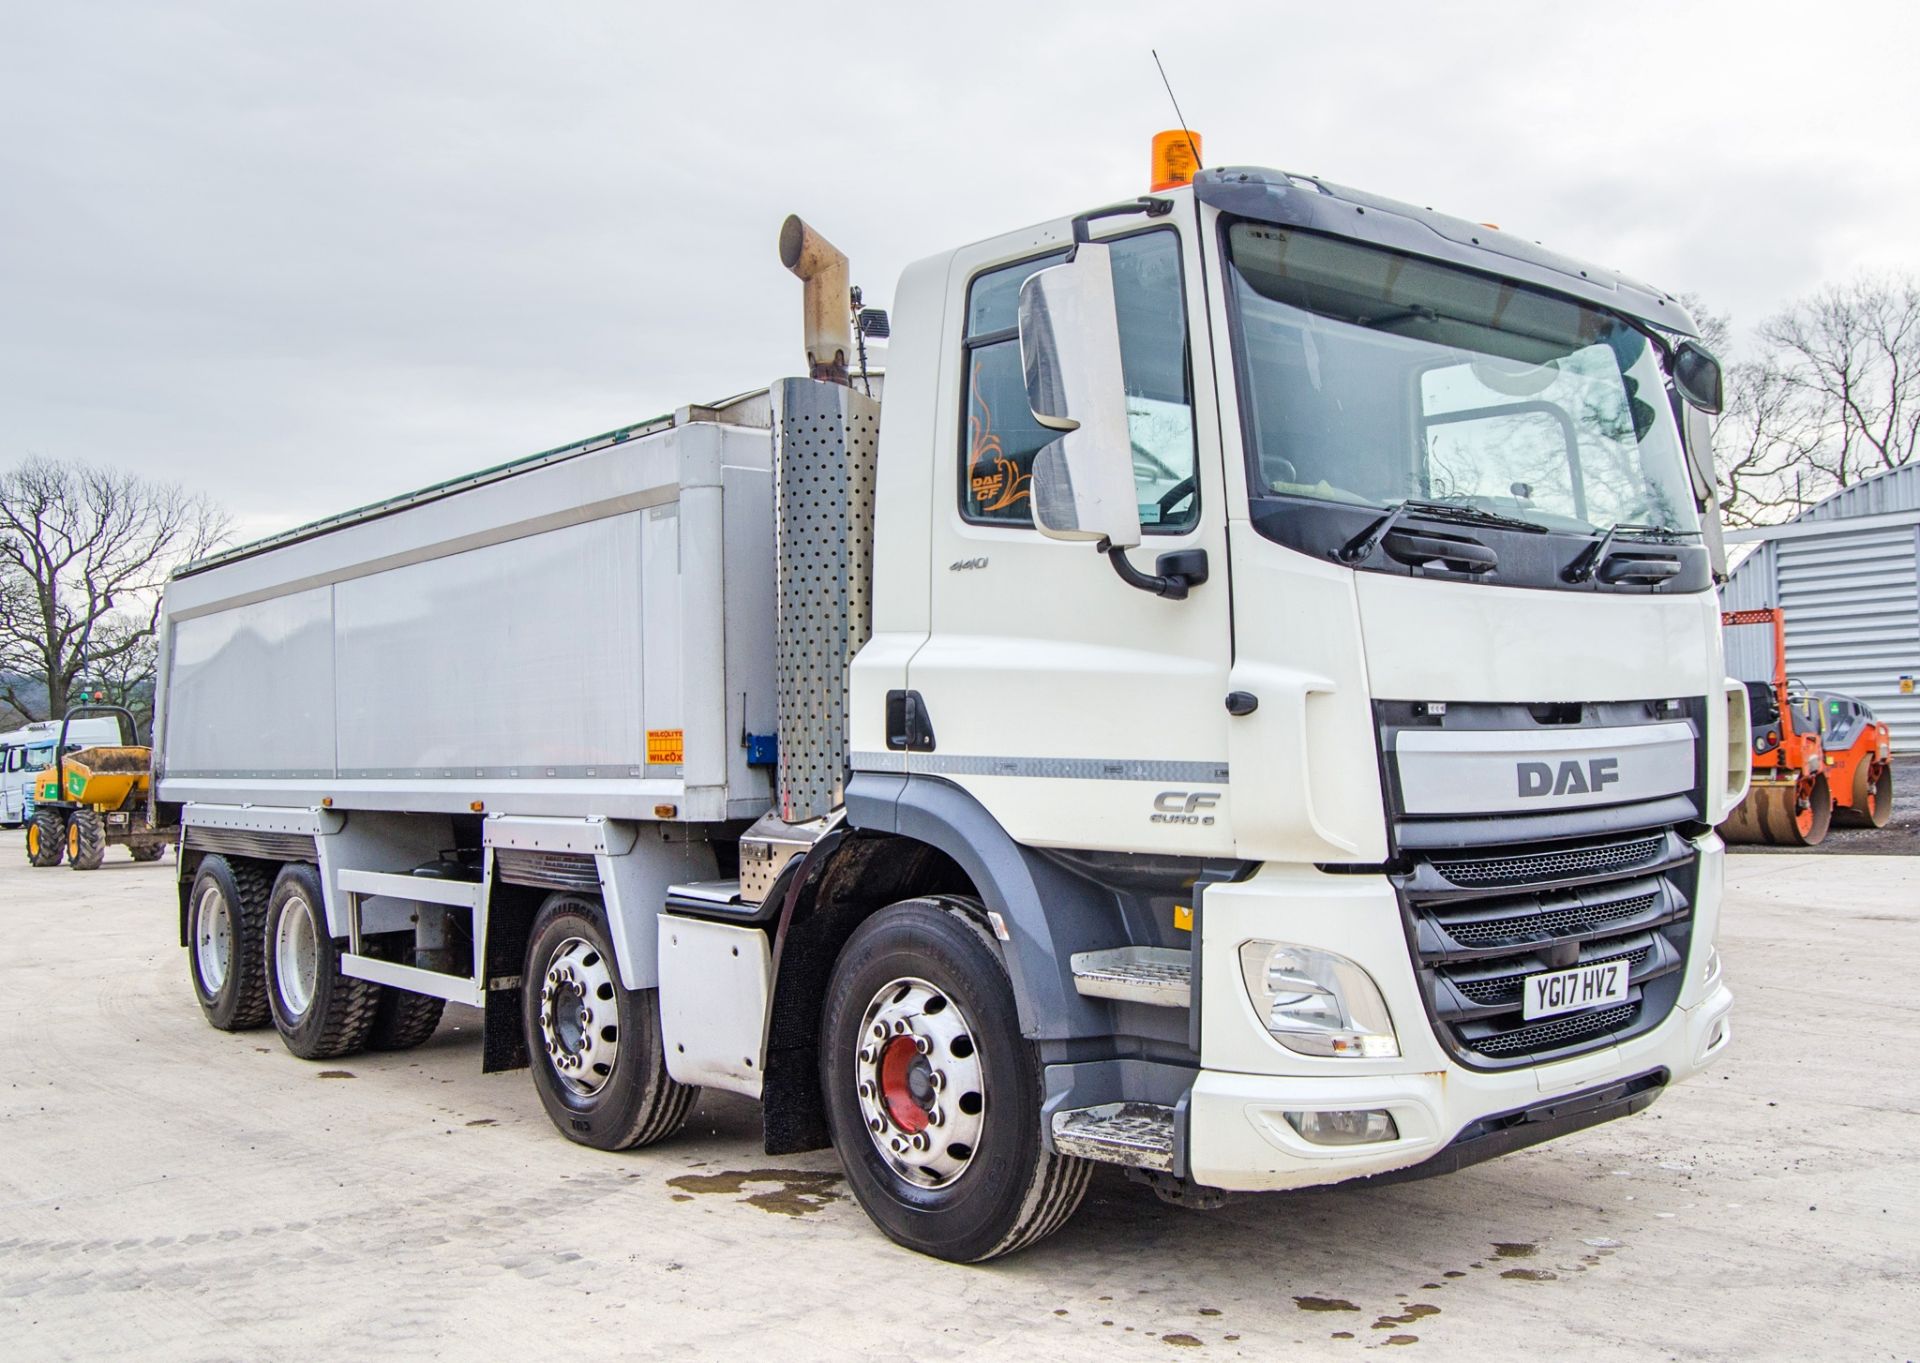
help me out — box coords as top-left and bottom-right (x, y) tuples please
(869, 1116), (885, 1133)
(912, 1035), (930, 1055)
(858, 1046), (875, 1064)
(911, 1132), (930, 1152)
(857, 1080), (874, 1099)
(927, 1107), (943, 1127)
(928, 1071), (945, 1091)
(871, 1023), (887, 1041)
(890, 1137), (906, 1153)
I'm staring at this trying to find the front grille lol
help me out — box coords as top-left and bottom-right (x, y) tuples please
(1433, 890), (1658, 948)
(1393, 828), (1696, 1069)
(1429, 834), (1665, 888)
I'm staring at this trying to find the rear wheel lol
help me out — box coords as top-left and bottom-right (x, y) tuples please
(522, 894), (696, 1151)
(367, 988), (447, 1051)
(188, 855), (272, 1030)
(820, 896), (1091, 1262)
(130, 843), (167, 863)
(26, 809), (64, 867)
(265, 862), (378, 1059)
(66, 809), (105, 871)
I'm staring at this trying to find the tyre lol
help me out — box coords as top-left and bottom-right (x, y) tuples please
(187, 855), (272, 1031)
(820, 896), (1091, 1262)
(26, 809), (64, 867)
(66, 809), (106, 870)
(264, 862), (378, 1059)
(367, 987), (447, 1052)
(130, 843), (167, 863)
(522, 893), (696, 1151)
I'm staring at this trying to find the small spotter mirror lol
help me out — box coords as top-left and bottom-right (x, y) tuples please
(1672, 340), (1724, 415)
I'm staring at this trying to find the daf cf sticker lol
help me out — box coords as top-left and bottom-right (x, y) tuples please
(1394, 721), (1693, 815)
(1152, 790), (1220, 825)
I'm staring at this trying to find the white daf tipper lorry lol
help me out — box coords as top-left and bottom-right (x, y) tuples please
(155, 157), (1746, 1262)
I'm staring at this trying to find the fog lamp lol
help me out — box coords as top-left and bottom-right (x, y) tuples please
(1284, 1109), (1399, 1146)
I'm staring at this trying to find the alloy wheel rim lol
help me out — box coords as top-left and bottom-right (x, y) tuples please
(853, 977), (987, 1189)
(195, 883), (233, 993)
(275, 892), (320, 1017)
(539, 936), (619, 1097)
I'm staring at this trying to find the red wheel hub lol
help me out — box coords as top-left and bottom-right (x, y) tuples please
(878, 1034), (930, 1134)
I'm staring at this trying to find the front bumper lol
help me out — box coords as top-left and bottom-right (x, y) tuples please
(1182, 840), (1731, 1192)
(1186, 978), (1730, 1190)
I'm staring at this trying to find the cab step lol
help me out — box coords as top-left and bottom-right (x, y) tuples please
(1069, 946), (1191, 1007)
(1051, 1102), (1176, 1171)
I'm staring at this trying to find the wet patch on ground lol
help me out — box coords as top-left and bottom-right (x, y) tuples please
(1294, 1296), (1361, 1312)
(664, 1168), (843, 1217)
(317, 1070), (355, 1080)
(1373, 1304), (1440, 1330)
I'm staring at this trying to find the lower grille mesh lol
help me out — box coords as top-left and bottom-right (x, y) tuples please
(1471, 1004), (1637, 1057)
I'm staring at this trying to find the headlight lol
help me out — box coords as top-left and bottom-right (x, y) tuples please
(1238, 942), (1400, 1058)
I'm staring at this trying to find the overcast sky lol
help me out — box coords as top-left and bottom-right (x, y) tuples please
(4, 1), (1916, 540)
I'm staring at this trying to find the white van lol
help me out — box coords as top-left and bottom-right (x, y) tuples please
(0, 718), (126, 827)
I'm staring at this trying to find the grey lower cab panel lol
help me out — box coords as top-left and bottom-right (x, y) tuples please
(1070, 946), (1192, 1008)
(1051, 1103), (1176, 1171)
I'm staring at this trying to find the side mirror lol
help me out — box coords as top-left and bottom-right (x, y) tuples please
(1672, 339), (1723, 415)
(1018, 242), (1142, 550)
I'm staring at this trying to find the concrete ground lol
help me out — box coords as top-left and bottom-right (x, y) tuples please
(1, 851), (1914, 1363)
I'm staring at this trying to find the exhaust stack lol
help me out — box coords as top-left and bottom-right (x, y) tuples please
(779, 215), (852, 385)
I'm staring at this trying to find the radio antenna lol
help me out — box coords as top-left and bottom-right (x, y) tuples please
(1151, 49), (1203, 171)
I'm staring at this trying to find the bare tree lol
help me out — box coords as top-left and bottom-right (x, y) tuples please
(0, 457), (227, 726)
(1712, 273), (1920, 525)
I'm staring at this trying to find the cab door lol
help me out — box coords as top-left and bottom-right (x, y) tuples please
(899, 212), (1236, 856)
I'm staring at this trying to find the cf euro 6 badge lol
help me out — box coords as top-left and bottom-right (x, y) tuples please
(1152, 791), (1219, 825)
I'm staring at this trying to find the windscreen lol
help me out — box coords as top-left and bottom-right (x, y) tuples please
(1225, 222), (1697, 535)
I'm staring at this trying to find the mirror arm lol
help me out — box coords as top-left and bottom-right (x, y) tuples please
(1071, 196), (1174, 248)
(1098, 539), (1205, 601)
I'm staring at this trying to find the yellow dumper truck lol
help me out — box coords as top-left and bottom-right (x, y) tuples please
(23, 706), (174, 870)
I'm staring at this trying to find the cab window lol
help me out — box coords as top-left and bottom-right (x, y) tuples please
(959, 230), (1197, 532)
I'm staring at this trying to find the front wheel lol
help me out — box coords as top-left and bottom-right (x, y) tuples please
(26, 809), (64, 867)
(820, 896), (1091, 1262)
(521, 894), (696, 1151)
(66, 809), (106, 870)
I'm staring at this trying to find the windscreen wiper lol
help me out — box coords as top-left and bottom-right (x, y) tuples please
(1339, 498), (1546, 564)
(1563, 521), (1699, 583)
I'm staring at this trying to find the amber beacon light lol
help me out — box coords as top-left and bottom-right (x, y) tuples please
(1151, 129), (1203, 191)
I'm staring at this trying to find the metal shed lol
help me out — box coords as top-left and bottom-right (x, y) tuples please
(1721, 464), (1920, 750)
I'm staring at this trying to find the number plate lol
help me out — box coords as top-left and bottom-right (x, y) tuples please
(1523, 959), (1630, 1020)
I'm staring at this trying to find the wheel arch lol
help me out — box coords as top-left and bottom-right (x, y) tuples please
(757, 775), (1115, 1155)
